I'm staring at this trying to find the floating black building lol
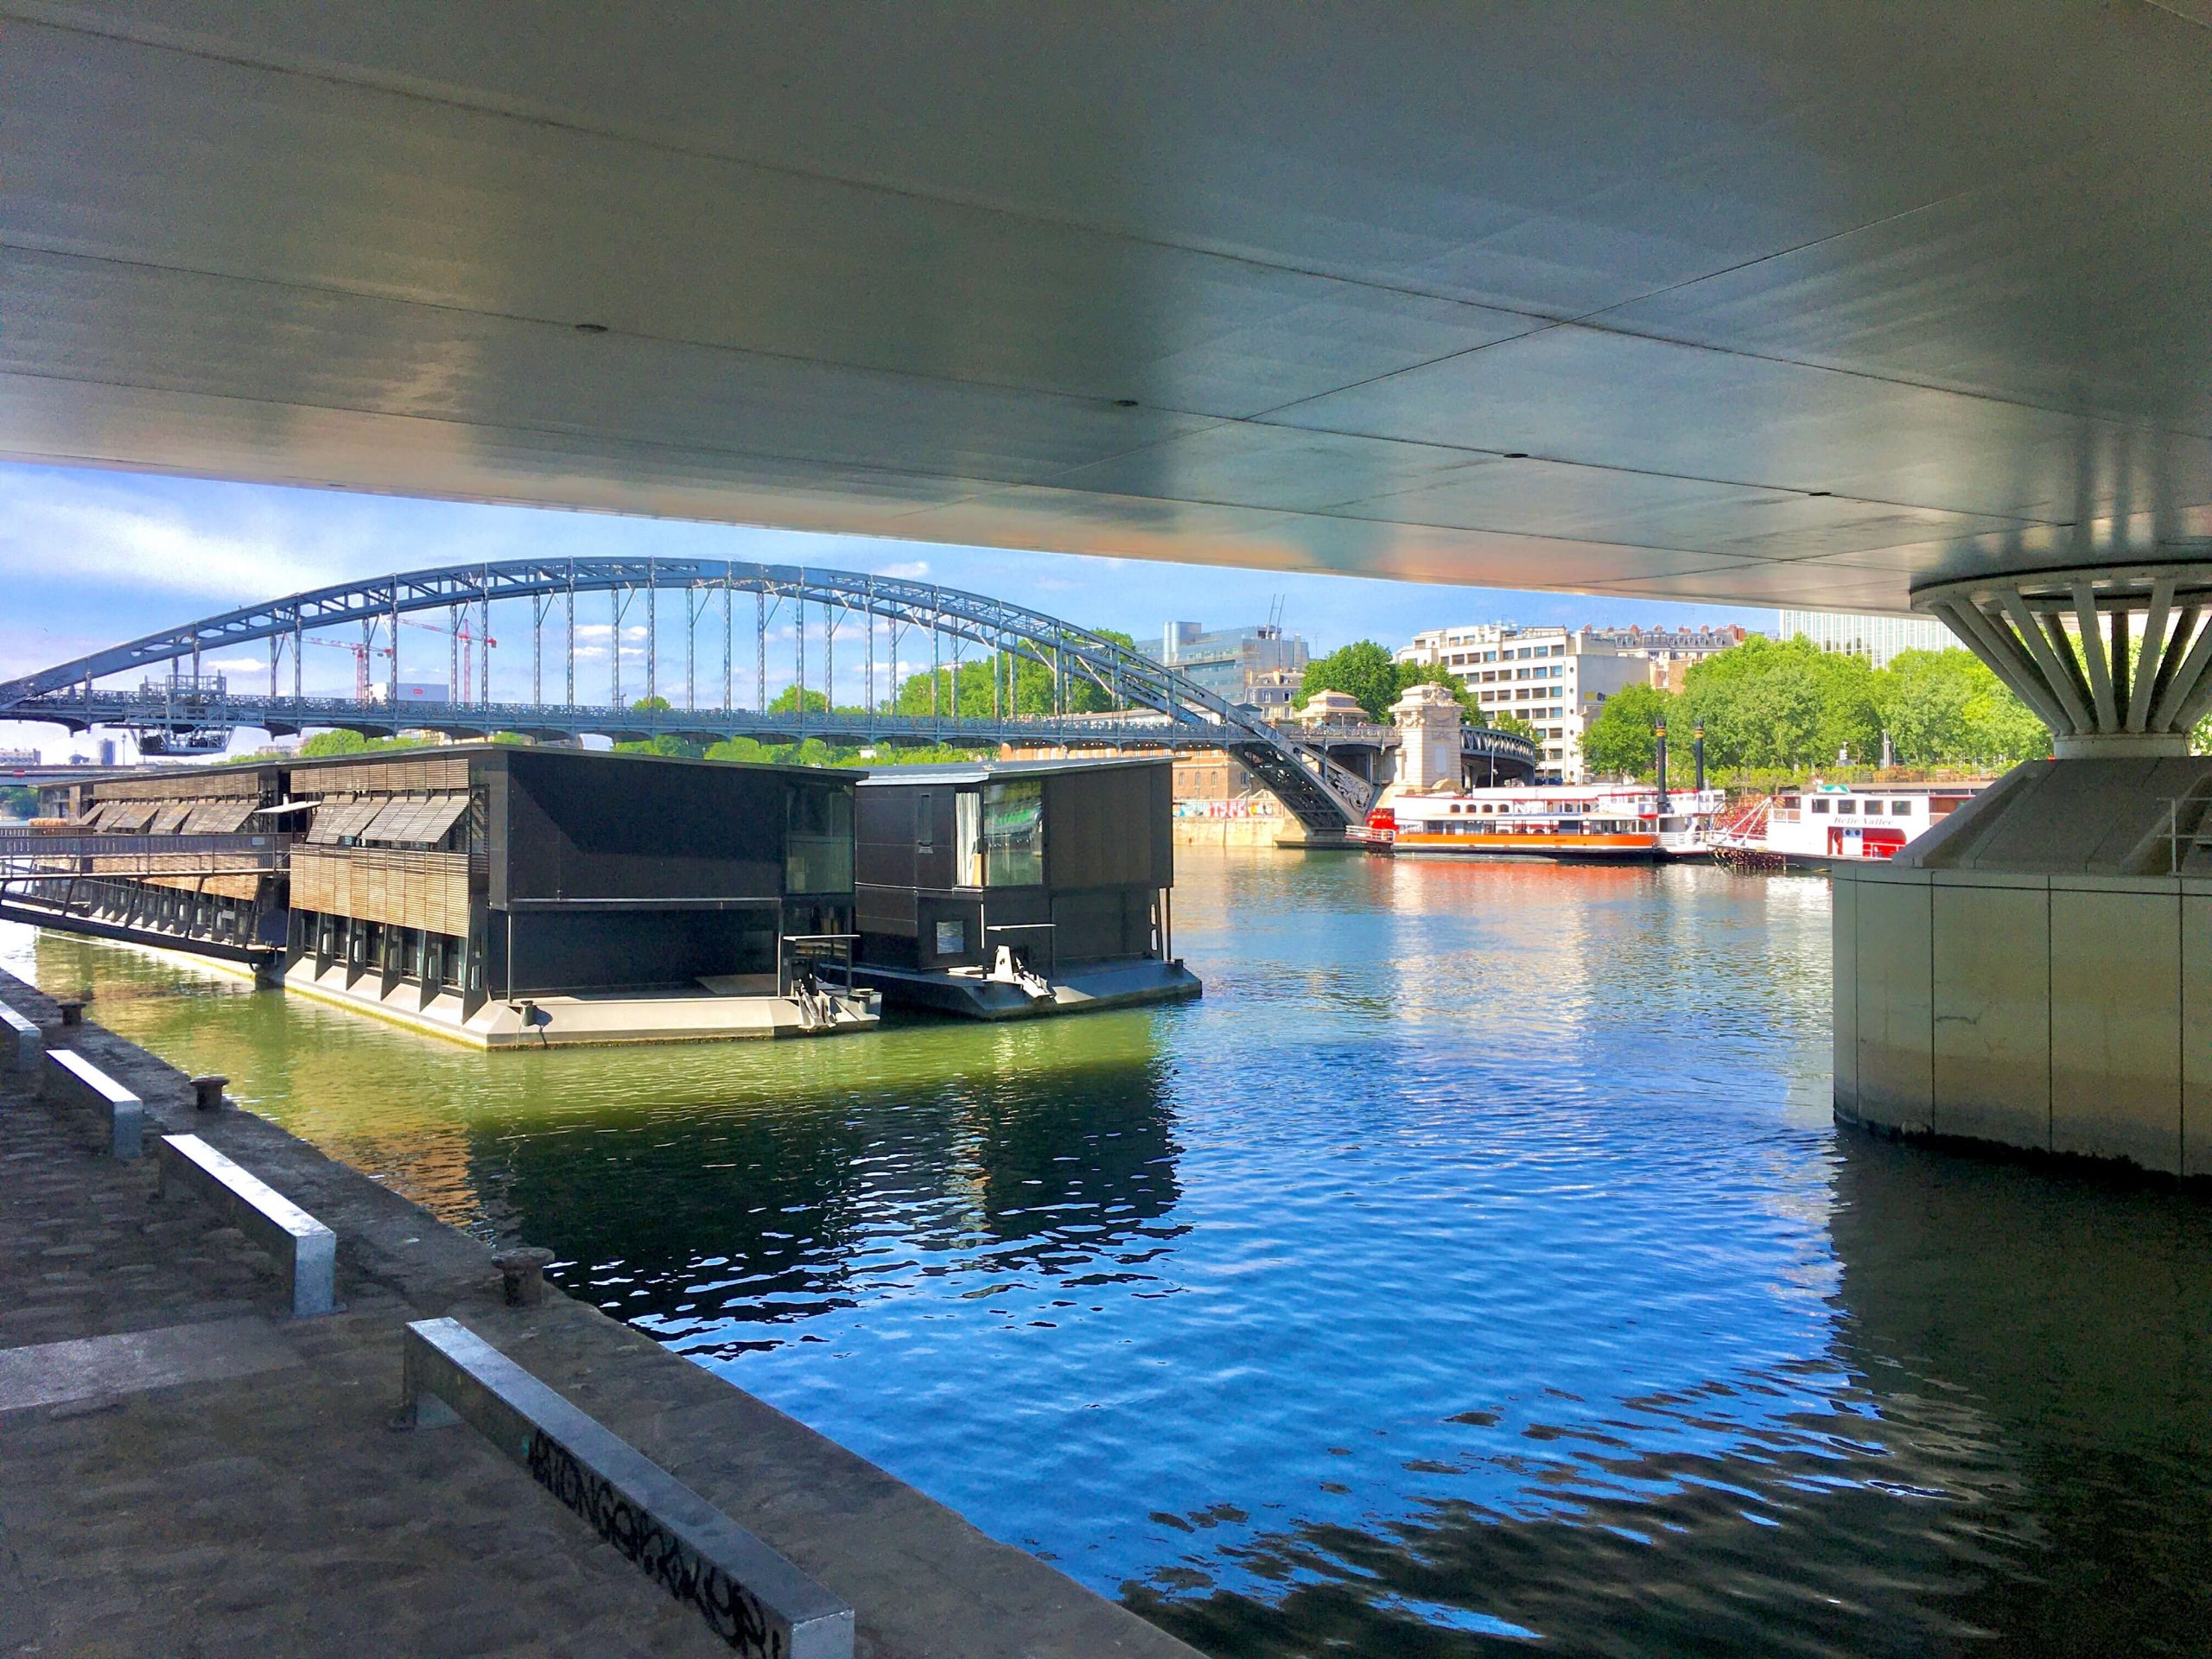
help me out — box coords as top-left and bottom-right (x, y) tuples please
(853, 758), (1201, 1018)
(25, 745), (876, 1046)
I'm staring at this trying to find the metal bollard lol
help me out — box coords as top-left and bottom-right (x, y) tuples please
(55, 1000), (83, 1027)
(191, 1075), (229, 1112)
(493, 1247), (556, 1306)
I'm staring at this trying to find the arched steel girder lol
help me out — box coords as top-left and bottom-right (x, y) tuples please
(0, 556), (1417, 827)
(2, 558), (1162, 711)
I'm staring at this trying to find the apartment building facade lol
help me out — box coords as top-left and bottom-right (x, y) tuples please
(1396, 624), (1743, 781)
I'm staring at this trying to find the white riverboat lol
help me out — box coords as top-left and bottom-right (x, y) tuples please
(1362, 784), (1726, 861)
(1711, 780), (1987, 868)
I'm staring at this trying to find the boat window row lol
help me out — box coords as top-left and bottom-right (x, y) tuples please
(1803, 798), (1918, 817)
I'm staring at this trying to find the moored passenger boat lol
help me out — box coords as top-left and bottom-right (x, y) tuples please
(1360, 785), (1726, 861)
(1711, 780), (1988, 868)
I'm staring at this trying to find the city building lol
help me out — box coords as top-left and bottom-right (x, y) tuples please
(1158, 621), (1308, 705)
(1777, 609), (1953, 668)
(1395, 624), (1743, 782)
(1245, 666), (1304, 715)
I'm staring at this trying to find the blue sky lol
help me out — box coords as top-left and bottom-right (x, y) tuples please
(1, 463), (1774, 760)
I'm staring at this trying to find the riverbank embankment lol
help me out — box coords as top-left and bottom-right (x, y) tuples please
(0, 966), (1200, 1659)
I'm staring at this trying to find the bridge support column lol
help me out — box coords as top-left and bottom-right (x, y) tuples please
(1836, 563), (2212, 1178)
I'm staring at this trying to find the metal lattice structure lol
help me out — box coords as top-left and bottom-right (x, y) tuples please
(1, 559), (1538, 833)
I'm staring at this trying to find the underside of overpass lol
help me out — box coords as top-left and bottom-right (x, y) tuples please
(10, 2), (2212, 1173)
(6, 3), (2212, 611)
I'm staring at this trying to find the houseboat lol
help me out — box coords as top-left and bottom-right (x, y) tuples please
(1712, 780), (1986, 868)
(1360, 784), (1726, 860)
(19, 745), (880, 1046)
(853, 757), (1202, 1018)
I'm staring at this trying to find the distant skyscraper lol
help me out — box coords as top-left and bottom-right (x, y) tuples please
(1777, 610), (1953, 669)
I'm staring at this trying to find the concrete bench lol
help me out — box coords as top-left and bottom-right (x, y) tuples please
(1, 1001), (38, 1075)
(157, 1134), (336, 1318)
(43, 1049), (142, 1159)
(402, 1318), (853, 1658)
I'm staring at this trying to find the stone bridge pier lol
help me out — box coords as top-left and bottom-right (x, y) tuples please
(1834, 563), (2212, 1177)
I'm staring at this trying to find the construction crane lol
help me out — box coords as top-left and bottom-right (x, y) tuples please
(397, 615), (494, 700)
(302, 635), (392, 703)
(302, 618), (494, 706)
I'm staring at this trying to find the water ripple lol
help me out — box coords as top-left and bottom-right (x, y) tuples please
(13, 855), (2212, 1656)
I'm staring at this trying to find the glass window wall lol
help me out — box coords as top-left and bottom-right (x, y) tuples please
(981, 779), (1046, 887)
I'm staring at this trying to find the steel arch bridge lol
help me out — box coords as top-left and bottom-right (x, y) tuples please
(0, 558), (1536, 834)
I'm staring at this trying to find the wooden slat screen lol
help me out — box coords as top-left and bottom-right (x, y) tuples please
(290, 847), (471, 936)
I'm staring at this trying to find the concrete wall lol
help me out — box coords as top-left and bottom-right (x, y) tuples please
(1834, 861), (2212, 1176)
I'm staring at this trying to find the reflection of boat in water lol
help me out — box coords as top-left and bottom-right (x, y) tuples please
(1711, 780), (1989, 870)
(1359, 785), (1726, 861)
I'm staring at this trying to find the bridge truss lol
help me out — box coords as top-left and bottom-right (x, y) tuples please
(0, 559), (1536, 833)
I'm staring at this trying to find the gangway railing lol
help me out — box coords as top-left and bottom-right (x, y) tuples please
(0, 830), (292, 880)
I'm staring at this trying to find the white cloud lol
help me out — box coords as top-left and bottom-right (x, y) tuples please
(877, 560), (931, 580)
(0, 478), (360, 604)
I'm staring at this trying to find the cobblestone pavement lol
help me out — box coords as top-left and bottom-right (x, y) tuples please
(0, 969), (1202, 1659)
(0, 1036), (726, 1658)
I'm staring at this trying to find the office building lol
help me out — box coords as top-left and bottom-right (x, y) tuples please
(1158, 621), (1308, 705)
(1777, 610), (1953, 668)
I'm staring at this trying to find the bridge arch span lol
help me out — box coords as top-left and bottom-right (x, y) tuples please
(0, 558), (1535, 832)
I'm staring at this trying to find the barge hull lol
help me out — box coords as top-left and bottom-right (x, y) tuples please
(855, 957), (1202, 1020)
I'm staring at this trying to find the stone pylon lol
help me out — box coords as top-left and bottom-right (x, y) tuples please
(1388, 680), (1462, 793)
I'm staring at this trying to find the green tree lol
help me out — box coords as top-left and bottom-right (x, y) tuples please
(1679, 636), (1880, 770)
(613, 696), (706, 759)
(1, 784), (37, 819)
(1477, 705), (1541, 743)
(1579, 682), (1674, 778)
(1963, 674), (2050, 766)
(766, 685), (833, 715)
(1871, 648), (2047, 768)
(1301, 641), (1402, 720)
(1872, 648), (1974, 764)
(297, 729), (369, 757)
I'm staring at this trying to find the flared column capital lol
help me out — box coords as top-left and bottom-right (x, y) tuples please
(1912, 563), (2212, 758)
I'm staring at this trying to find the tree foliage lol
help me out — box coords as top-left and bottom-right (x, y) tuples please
(1579, 636), (2051, 780)
(1579, 682), (1672, 778)
(881, 628), (1137, 719)
(1675, 636), (1881, 770)
(1872, 649), (2047, 768)
(297, 728), (371, 757)
(1300, 642), (1403, 720)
